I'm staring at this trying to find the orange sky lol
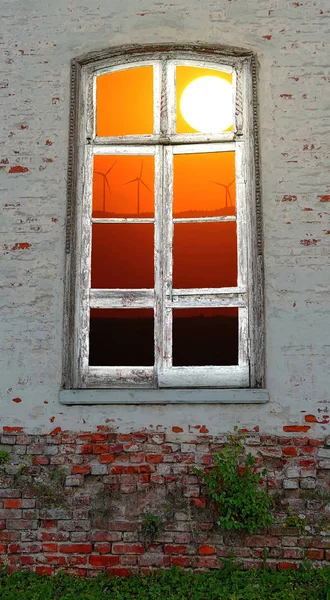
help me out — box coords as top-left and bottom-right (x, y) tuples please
(92, 65), (237, 294)
(96, 64), (233, 136)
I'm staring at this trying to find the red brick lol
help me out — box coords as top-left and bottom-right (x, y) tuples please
(307, 549), (324, 560)
(109, 444), (124, 452)
(89, 555), (120, 567)
(91, 532), (121, 542)
(118, 434), (132, 442)
(300, 459), (315, 467)
(107, 567), (131, 577)
(140, 465), (153, 473)
(99, 453), (115, 463)
(94, 543), (111, 554)
(278, 562), (297, 571)
(110, 466), (124, 474)
(36, 566), (53, 575)
(4, 500), (22, 509)
(78, 444), (93, 454)
(70, 555), (88, 566)
(3, 427), (23, 433)
(42, 543), (58, 553)
(45, 555), (67, 565)
(91, 434), (108, 442)
(93, 444), (109, 454)
(77, 433), (92, 441)
(146, 455), (163, 463)
(70, 465), (88, 475)
(245, 536), (280, 548)
(199, 545), (215, 555)
(195, 557), (219, 568)
(304, 415), (318, 423)
(32, 456), (49, 466)
(282, 446), (298, 457)
(171, 556), (191, 567)
(300, 445), (316, 454)
(20, 555), (34, 565)
(59, 544), (92, 553)
(283, 426), (310, 433)
(0, 544), (6, 553)
(172, 427), (183, 433)
(112, 544), (144, 555)
(109, 522), (139, 532)
(164, 545), (187, 555)
(123, 466), (139, 474)
(41, 520), (56, 529)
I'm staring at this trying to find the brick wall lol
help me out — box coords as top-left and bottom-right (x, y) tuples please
(1, 426), (330, 575)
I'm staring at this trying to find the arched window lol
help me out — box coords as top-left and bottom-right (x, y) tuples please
(63, 46), (265, 395)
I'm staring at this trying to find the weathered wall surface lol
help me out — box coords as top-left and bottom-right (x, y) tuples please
(1, 0), (329, 438)
(0, 427), (330, 574)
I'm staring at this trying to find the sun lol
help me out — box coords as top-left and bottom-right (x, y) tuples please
(180, 75), (233, 134)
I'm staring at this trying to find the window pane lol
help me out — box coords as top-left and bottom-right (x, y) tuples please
(176, 66), (233, 134)
(96, 66), (153, 136)
(93, 155), (154, 218)
(173, 308), (238, 366)
(173, 222), (237, 289)
(91, 224), (154, 289)
(89, 309), (154, 366)
(173, 152), (235, 218)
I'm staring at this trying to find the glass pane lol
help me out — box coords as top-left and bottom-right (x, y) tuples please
(93, 155), (154, 218)
(176, 66), (233, 134)
(173, 152), (235, 218)
(173, 222), (237, 289)
(173, 308), (238, 366)
(89, 309), (154, 366)
(96, 66), (153, 136)
(91, 224), (154, 289)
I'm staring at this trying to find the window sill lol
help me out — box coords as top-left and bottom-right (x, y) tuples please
(59, 388), (269, 405)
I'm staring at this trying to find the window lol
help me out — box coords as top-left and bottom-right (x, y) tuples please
(63, 46), (265, 392)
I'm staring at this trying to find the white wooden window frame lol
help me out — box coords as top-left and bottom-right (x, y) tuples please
(62, 45), (266, 399)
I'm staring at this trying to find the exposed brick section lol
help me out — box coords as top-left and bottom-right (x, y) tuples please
(0, 428), (329, 574)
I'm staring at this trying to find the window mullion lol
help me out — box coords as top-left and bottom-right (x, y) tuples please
(166, 62), (176, 135)
(161, 146), (174, 373)
(154, 145), (164, 385)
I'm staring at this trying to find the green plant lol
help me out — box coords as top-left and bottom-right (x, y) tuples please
(29, 466), (69, 508)
(1, 566), (330, 599)
(141, 511), (164, 542)
(0, 451), (9, 465)
(194, 428), (274, 534)
(284, 513), (306, 531)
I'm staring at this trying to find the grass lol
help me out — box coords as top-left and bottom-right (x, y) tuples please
(1, 567), (330, 599)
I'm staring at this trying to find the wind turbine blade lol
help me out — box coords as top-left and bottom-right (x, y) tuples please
(106, 160), (117, 175)
(210, 180), (225, 188)
(124, 178), (138, 185)
(140, 179), (152, 193)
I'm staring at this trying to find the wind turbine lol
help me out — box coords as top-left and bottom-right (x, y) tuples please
(210, 179), (235, 209)
(124, 160), (152, 215)
(94, 161), (117, 213)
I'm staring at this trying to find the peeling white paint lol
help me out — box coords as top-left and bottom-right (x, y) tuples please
(0, 0), (329, 435)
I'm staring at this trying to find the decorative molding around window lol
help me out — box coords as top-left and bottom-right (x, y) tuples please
(62, 44), (265, 394)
